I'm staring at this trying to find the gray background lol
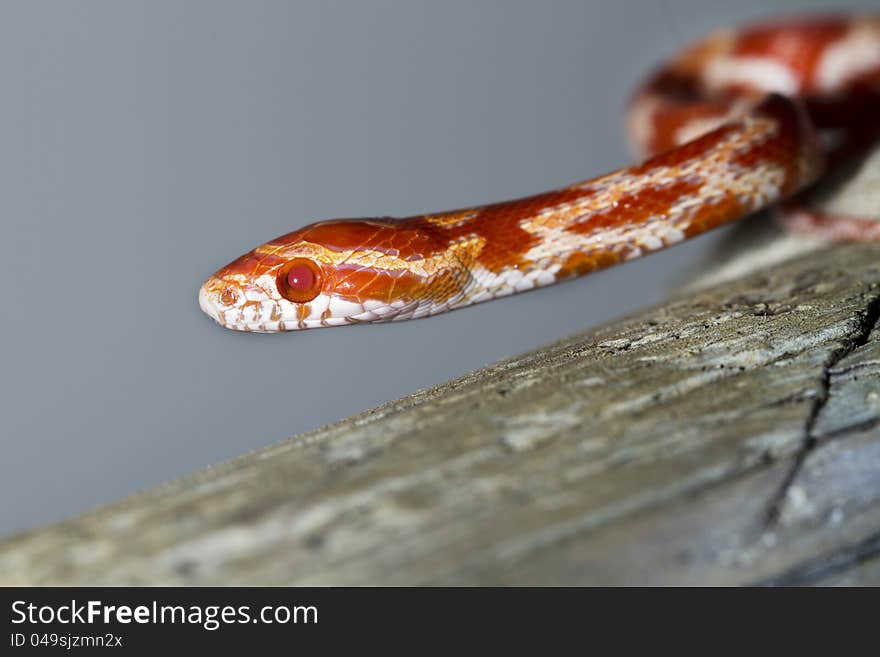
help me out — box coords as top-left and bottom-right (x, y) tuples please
(0, 0), (865, 537)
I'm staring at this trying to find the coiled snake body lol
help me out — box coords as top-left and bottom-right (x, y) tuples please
(200, 14), (880, 332)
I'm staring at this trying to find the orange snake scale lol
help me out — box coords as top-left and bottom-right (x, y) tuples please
(200, 13), (880, 332)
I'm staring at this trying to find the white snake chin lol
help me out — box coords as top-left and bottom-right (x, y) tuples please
(198, 280), (420, 332)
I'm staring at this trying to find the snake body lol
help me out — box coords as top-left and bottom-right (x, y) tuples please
(200, 14), (880, 332)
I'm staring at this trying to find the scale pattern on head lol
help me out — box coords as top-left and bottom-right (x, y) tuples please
(199, 218), (477, 331)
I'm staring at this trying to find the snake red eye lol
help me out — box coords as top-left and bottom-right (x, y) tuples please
(287, 264), (314, 291)
(277, 258), (323, 303)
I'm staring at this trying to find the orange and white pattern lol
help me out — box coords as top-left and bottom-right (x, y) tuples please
(200, 14), (880, 332)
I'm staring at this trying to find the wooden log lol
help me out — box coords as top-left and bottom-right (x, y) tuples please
(2, 155), (879, 586)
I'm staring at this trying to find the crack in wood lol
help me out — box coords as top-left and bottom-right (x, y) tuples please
(764, 292), (880, 530)
(755, 529), (880, 586)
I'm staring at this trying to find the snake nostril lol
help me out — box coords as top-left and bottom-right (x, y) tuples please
(219, 287), (239, 306)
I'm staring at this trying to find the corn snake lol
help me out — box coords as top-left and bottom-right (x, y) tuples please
(200, 13), (880, 332)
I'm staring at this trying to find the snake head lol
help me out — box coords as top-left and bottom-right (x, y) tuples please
(199, 218), (470, 331)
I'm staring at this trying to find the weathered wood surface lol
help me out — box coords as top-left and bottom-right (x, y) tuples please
(2, 149), (880, 586)
(2, 242), (880, 585)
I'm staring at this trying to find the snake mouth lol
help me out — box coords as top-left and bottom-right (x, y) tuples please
(199, 285), (287, 332)
(196, 277), (262, 330)
(198, 278), (369, 331)
(198, 279), (271, 331)
(199, 275), (428, 331)
(199, 282), (241, 330)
